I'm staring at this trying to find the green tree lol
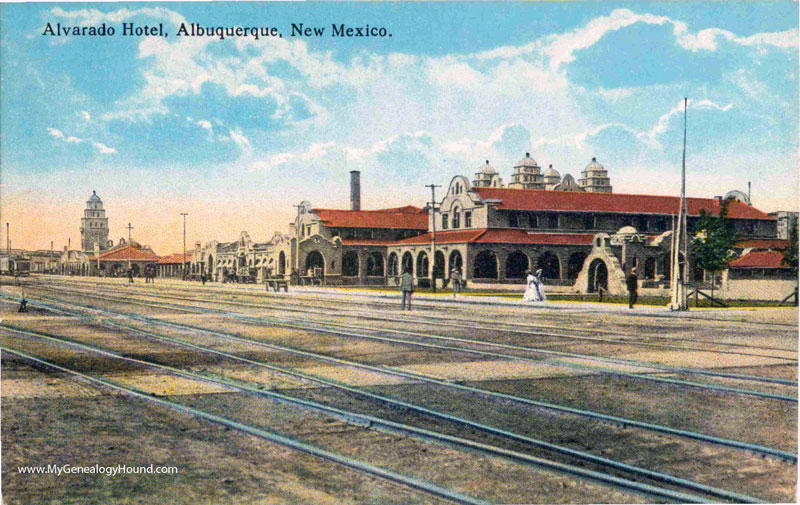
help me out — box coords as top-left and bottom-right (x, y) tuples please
(691, 202), (736, 298)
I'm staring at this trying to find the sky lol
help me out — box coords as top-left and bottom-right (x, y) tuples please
(1, 2), (798, 253)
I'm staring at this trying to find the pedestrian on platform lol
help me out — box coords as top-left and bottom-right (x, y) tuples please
(400, 267), (414, 310)
(523, 269), (546, 303)
(18, 295), (27, 313)
(127, 268), (134, 285)
(450, 267), (462, 297)
(626, 267), (639, 309)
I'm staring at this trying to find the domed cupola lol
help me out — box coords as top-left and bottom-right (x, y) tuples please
(472, 160), (505, 188)
(578, 157), (613, 193)
(508, 152), (545, 189)
(543, 164), (561, 189)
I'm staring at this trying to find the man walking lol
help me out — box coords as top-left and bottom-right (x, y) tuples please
(400, 267), (414, 310)
(450, 267), (462, 297)
(626, 267), (639, 309)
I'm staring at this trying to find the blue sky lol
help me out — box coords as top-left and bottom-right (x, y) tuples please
(1, 2), (797, 252)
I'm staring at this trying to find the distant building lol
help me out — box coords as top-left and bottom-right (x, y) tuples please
(768, 211), (798, 240)
(80, 191), (111, 252)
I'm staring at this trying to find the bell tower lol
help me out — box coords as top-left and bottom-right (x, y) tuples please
(80, 190), (110, 252)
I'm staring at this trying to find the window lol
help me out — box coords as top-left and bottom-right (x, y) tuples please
(442, 213), (448, 230)
(465, 211), (472, 228)
(509, 212), (519, 228)
(452, 208), (461, 229)
(547, 214), (559, 229)
(529, 214), (538, 228)
(583, 214), (594, 230)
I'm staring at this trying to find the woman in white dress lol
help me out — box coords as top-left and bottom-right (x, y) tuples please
(523, 269), (546, 303)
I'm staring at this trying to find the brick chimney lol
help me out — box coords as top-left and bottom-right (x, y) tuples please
(350, 170), (361, 211)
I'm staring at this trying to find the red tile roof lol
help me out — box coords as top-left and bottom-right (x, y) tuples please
(394, 229), (595, 246)
(89, 244), (160, 262)
(728, 251), (790, 269)
(733, 238), (789, 250)
(313, 207), (428, 230)
(472, 187), (773, 220)
(340, 239), (401, 246)
(157, 251), (193, 264)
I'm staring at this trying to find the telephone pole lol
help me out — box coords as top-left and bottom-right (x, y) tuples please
(180, 213), (188, 280)
(126, 223), (134, 271)
(425, 184), (441, 293)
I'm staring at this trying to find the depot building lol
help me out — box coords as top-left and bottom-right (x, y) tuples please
(291, 155), (785, 296)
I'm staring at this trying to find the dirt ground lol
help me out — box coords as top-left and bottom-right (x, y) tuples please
(1, 276), (796, 504)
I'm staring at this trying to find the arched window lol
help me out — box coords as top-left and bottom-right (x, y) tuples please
(401, 252), (413, 275)
(387, 253), (399, 276)
(342, 251), (359, 276)
(505, 251), (529, 279)
(416, 252), (429, 277)
(452, 206), (461, 229)
(473, 251), (498, 279)
(537, 252), (560, 280)
(366, 252), (384, 276)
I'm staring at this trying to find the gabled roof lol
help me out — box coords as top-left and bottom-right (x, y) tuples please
(89, 243), (159, 262)
(312, 207), (428, 230)
(394, 229), (595, 246)
(471, 187), (774, 220)
(728, 250), (790, 269)
(157, 251), (193, 264)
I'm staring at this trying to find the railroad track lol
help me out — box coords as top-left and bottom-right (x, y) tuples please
(25, 279), (797, 358)
(1, 345), (490, 505)
(0, 326), (767, 503)
(13, 287), (797, 402)
(7, 291), (796, 465)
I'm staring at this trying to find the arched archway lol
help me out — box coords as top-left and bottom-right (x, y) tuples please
(131, 264), (140, 276)
(433, 251), (445, 279)
(473, 250), (498, 279)
(416, 251), (429, 277)
(567, 252), (588, 280)
(401, 252), (413, 275)
(388, 253), (399, 276)
(278, 251), (286, 275)
(305, 251), (324, 275)
(505, 251), (529, 279)
(207, 255), (214, 275)
(449, 250), (463, 276)
(644, 257), (656, 280)
(537, 251), (560, 280)
(366, 252), (384, 276)
(342, 251), (359, 277)
(587, 258), (608, 293)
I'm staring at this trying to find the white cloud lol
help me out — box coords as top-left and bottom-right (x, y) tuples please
(47, 127), (116, 154)
(637, 99), (733, 148)
(79, 110), (91, 121)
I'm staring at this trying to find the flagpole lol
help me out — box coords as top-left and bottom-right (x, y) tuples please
(669, 98), (689, 311)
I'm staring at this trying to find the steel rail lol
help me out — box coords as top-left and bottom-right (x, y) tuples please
(3, 328), (753, 504)
(12, 288), (796, 395)
(0, 345), (491, 505)
(10, 295), (797, 462)
(20, 290), (792, 401)
(22, 280), (798, 356)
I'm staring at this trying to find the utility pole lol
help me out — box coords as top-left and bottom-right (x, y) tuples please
(425, 184), (441, 293)
(180, 213), (188, 280)
(6, 222), (9, 257)
(669, 98), (689, 311)
(292, 204), (302, 275)
(126, 223), (134, 271)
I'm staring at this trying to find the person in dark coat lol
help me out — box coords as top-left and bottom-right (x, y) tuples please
(399, 268), (414, 310)
(626, 267), (639, 309)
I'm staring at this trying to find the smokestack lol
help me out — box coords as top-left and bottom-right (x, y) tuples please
(350, 170), (361, 211)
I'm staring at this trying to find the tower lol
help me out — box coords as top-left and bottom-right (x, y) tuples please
(578, 157), (613, 193)
(543, 165), (561, 190)
(472, 160), (504, 188)
(508, 153), (545, 189)
(80, 190), (109, 252)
